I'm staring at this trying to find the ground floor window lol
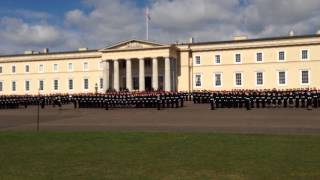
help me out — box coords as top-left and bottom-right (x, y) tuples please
(256, 72), (264, 86)
(68, 79), (73, 90)
(214, 73), (222, 87)
(301, 70), (309, 85)
(54, 80), (59, 90)
(39, 80), (44, 91)
(194, 74), (202, 88)
(100, 78), (103, 89)
(84, 79), (89, 90)
(278, 71), (286, 85)
(0, 81), (3, 91)
(12, 81), (16, 91)
(235, 73), (242, 86)
(25, 80), (30, 91)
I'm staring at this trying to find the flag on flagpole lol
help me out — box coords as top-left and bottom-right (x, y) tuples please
(145, 7), (151, 21)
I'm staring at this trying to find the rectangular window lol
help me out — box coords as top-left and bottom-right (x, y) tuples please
(12, 81), (16, 91)
(83, 62), (89, 71)
(235, 73), (242, 86)
(68, 79), (73, 90)
(195, 56), (201, 65)
(214, 55), (221, 64)
(0, 81), (3, 91)
(0, 66), (2, 74)
(25, 65), (30, 73)
(39, 80), (44, 91)
(279, 51), (285, 61)
(84, 78), (89, 90)
(54, 80), (59, 90)
(39, 64), (44, 73)
(99, 78), (103, 89)
(195, 74), (202, 87)
(256, 53), (263, 62)
(214, 73), (222, 87)
(256, 72), (264, 86)
(278, 71), (286, 85)
(68, 63), (73, 71)
(235, 54), (241, 63)
(25, 80), (30, 91)
(301, 70), (309, 85)
(302, 50), (308, 60)
(12, 65), (16, 73)
(53, 64), (59, 72)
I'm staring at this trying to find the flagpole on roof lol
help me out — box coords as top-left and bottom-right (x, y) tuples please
(145, 7), (150, 40)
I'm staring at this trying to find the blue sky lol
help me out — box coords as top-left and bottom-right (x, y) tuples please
(0, 0), (319, 54)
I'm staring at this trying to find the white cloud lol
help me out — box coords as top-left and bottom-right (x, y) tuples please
(0, 0), (320, 54)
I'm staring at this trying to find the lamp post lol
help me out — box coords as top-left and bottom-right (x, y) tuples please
(37, 88), (40, 132)
(95, 83), (98, 94)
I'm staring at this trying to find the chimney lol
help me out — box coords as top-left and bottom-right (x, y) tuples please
(78, 47), (88, 51)
(43, 48), (49, 53)
(189, 37), (194, 43)
(24, 50), (34, 55)
(289, 30), (295, 36)
(233, 35), (248, 41)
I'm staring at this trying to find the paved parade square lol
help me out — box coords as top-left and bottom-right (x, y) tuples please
(1, 102), (320, 134)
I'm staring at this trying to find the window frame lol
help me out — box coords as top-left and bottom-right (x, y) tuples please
(53, 64), (59, 72)
(301, 49), (310, 61)
(234, 72), (243, 87)
(39, 80), (44, 92)
(0, 81), (3, 92)
(53, 79), (59, 91)
(25, 64), (30, 73)
(83, 78), (89, 90)
(255, 71), (264, 86)
(68, 63), (74, 72)
(194, 73), (203, 88)
(194, 55), (201, 66)
(234, 53), (242, 64)
(213, 72), (223, 87)
(300, 69), (310, 86)
(12, 80), (16, 92)
(277, 70), (287, 86)
(278, 51), (286, 61)
(256, 52), (264, 63)
(38, 64), (44, 73)
(25, 80), (30, 92)
(12, 65), (16, 74)
(83, 62), (89, 71)
(214, 54), (221, 65)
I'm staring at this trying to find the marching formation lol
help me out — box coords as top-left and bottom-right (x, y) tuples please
(192, 89), (320, 110)
(1, 89), (320, 111)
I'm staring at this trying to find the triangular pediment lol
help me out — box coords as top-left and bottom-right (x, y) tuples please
(100, 39), (166, 51)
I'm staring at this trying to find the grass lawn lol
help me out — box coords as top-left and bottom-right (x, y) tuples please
(0, 132), (320, 180)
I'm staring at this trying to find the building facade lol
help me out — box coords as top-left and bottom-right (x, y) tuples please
(0, 34), (320, 95)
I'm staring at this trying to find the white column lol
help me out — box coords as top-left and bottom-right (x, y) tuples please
(152, 58), (158, 90)
(113, 60), (119, 91)
(126, 59), (132, 91)
(102, 60), (110, 92)
(139, 58), (145, 91)
(165, 57), (171, 91)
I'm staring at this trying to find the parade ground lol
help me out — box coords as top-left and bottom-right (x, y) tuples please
(1, 102), (320, 133)
(1, 102), (320, 179)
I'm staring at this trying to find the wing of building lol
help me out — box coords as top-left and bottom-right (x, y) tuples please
(0, 34), (319, 95)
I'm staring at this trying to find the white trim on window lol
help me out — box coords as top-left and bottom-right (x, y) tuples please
(0, 81), (3, 92)
(83, 77), (89, 91)
(11, 80), (16, 92)
(255, 52), (264, 63)
(53, 64), (59, 72)
(213, 72), (223, 87)
(11, 64), (16, 74)
(278, 50), (286, 62)
(299, 69), (311, 86)
(234, 52), (242, 64)
(234, 72), (243, 87)
(25, 64), (30, 73)
(53, 79), (59, 91)
(25, 80), (31, 92)
(277, 70), (287, 86)
(68, 63), (74, 72)
(83, 62), (89, 71)
(194, 55), (201, 66)
(301, 49), (310, 61)
(38, 64), (44, 73)
(38, 79), (45, 92)
(255, 71), (264, 86)
(214, 54), (221, 65)
(194, 73), (203, 88)
(68, 78), (74, 91)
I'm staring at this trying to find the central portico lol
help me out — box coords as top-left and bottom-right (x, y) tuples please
(99, 39), (178, 92)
